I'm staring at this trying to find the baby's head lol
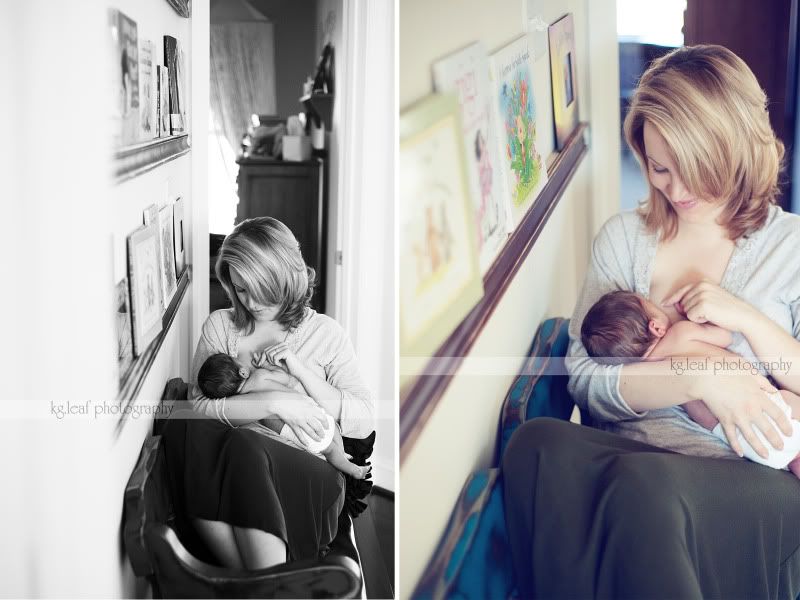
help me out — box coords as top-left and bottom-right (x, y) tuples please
(198, 353), (249, 399)
(580, 291), (670, 365)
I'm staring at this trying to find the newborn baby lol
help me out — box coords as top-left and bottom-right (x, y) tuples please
(581, 290), (800, 477)
(198, 352), (371, 479)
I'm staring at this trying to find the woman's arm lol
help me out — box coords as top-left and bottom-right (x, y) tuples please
(663, 281), (800, 394)
(568, 217), (791, 453)
(189, 313), (328, 439)
(566, 215), (652, 423)
(737, 309), (800, 394)
(218, 390), (329, 440)
(257, 342), (344, 420)
(257, 320), (374, 438)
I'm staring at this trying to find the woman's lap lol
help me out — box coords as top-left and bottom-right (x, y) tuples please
(502, 417), (800, 599)
(163, 416), (344, 562)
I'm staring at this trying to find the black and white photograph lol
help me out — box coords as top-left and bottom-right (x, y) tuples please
(0, 0), (394, 598)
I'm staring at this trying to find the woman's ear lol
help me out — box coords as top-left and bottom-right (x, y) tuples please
(649, 319), (667, 338)
(239, 367), (250, 379)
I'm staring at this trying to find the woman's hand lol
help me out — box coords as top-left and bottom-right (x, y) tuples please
(271, 394), (330, 442)
(661, 280), (757, 332)
(689, 361), (792, 458)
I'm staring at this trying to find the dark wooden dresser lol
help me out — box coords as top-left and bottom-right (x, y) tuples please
(235, 155), (327, 313)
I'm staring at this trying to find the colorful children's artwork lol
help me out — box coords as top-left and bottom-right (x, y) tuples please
(433, 42), (511, 273)
(115, 278), (134, 385)
(490, 34), (548, 225)
(399, 94), (484, 384)
(549, 13), (579, 150)
(158, 204), (178, 309)
(109, 9), (139, 147)
(139, 40), (156, 140)
(127, 225), (163, 356)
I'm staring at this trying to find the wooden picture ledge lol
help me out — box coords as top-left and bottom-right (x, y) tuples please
(114, 134), (190, 183)
(115, 267), (191, 435)
(400, 122), (589, 463)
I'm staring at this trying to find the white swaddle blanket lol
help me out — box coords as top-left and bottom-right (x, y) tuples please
(712, 391), (800, 469)
(280, 413), (336, 455)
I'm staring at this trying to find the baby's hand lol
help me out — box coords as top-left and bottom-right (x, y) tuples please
(260, 342), (304, 376)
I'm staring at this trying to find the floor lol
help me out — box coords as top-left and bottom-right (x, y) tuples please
(354, 487), (395, 599)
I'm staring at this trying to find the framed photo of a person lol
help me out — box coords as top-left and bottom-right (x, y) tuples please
(158, 203), (178, 308)
(127, 225), (163, 356)
(548, 13), (580, 150)
(399, 93), (484, 387)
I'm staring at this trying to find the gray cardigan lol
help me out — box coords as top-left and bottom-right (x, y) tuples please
(565, 204), (800, 458)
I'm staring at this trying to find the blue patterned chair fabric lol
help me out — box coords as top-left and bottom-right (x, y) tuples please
(412, 318), (575, 599)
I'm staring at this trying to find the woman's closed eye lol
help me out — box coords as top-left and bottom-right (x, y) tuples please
(650, 163), (668, 174)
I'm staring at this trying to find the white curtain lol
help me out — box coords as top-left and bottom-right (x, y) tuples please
(209, 20), (277, 233)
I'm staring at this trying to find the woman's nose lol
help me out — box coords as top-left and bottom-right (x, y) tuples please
(670, 175), (691, 202)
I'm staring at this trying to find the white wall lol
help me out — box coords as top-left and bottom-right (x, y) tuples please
(318, 0), (397, 491)
(398, 0), (620, 595)
(0, 0), (203, 596)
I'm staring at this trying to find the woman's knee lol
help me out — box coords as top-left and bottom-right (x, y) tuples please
(602, 454), (685, 527)
(502, 417), (577, 475)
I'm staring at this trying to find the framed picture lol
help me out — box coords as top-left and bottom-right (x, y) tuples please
(166, 0), (191, 18)
(109, 9), (139, 147)
(158, 203), (178, 307)
(127, 225), (163, 356)
(139, 40), (156, 140)
(433, 42), (511, 273)
(172, 196), (186, 275)
(548, 13), (580, 150)
(164, 36), (185, 134)
(115, 278), (134, 384)
(399, 93), (484, 385)
(143, 203), (159, 226)
(157, 65), (170, 137)
(489, 34), (549, 226)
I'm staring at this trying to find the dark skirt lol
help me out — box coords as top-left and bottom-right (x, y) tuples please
(502, 418), (800, 599)
(161, 415), (345, 563)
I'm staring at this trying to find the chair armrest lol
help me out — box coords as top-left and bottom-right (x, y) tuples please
(496, 318), (575, 461)
(412, 469), (514, 600)
(146, 524), (362, 599)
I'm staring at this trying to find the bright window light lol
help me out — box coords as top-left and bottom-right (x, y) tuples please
(617, 0), (687, 47)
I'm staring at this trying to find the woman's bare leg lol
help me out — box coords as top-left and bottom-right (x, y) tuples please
(232, 527), (287, 569)
(192, 518), (244, 568)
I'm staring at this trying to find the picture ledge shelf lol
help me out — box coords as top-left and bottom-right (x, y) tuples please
(114, 134), (190, 183)
(116, 267), (191, 435)
(400, 122), (590, 463)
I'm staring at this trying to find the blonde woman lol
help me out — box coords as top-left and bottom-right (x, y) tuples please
(503, 45), (800, 597)
(165, 217), (374, 570)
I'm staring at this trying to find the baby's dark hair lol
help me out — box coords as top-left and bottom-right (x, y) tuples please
(198, 353), (246, 399)
(580, 291), (655, 365)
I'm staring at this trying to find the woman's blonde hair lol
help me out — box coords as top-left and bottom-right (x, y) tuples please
(216, 217), (315, 334)
(624, 44), (783, 240)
